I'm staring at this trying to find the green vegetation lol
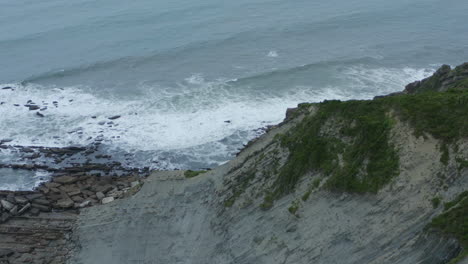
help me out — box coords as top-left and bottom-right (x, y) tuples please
(184, 170), (207, 178)
(268, 89), (468, 201)
(431, 196), (441, 208)
(387, 89), (468, 164)
(457, 158), (468, 171)
(275, 98), (399, 196)
(301, 178), (322, 201)
(260, 192), (274, 210)
(301, 191), (312, 202)
(428, 191), (468, 263)
(444, 191), (468, 210)
(288, 200), (300, 216)
(224, 170), (256, 207)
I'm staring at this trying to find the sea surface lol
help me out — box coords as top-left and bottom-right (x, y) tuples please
(1, 0), (467, 190)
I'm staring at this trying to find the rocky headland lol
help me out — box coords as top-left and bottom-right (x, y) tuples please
(1, 63), (467, 264)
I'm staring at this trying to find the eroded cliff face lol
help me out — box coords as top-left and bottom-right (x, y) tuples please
(68, 87), (468, 264)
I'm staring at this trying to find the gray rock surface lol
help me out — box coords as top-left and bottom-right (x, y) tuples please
(69, 115), (468, 264)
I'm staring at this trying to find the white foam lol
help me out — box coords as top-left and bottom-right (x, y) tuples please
(267, 50), (279, 57)
(0, 169), (51, 191)
(338, 65), (434, 98)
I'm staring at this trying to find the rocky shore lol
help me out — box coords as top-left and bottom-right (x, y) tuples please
(0, 172), (144, 263)
(0, 144), (150, 175)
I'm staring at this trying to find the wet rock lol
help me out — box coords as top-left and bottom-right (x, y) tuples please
(1, 199), (15, 210)
(94, 184), (114, 194)
(78, 200), (91, 208)
(84, 149), (96, 155)
(47, 193), (62, 201)
(71, 195), (84, 203)
(26, 104), (40, 110)
(53, 175), (78, 184)
(0, 212), (11, 223)
(31, 203), (51, 212)
(9, 205), (18, 215)
(36, 112), (45, 117)
(107, 189), (123, 198)
(0, 249), (14, 258)
(1, 86), (13, 90)
(59, 184), (80, 193)
(25, 152), (41, 159)
(108, 115), (121, 120)
(16, 247), (33, 254)
(96, 192), (105, 200)
(14, 196), (29, 204)
(29, 207), (40, 216)
(34, 199), (50, 206)
(0, 138), (13, 144)
(56, 198), (74, 209)
(82, 190), (95, 197)
(6, 193), (15, 203)
(37, 186), (50, 194)
(25, 193), (43, 201)
(96, 154), (112, 159)
(101, 197), (114, 204)
(21, 147), (34, 152)
(45, 182), (61, 189)
(18, 203), (31, 215)
(68, 190), (82, 197)
(50, 187), (61, 193)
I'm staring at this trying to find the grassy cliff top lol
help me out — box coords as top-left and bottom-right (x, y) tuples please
(273, 88), (468, 196)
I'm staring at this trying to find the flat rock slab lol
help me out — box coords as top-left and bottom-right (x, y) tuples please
(53, 175), (78, 184)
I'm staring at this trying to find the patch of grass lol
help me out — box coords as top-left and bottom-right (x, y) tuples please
(447, 251), (468, 264)
(260, 192), (274, 210)
(431, 196), (441, 208)
(267, 90), (468, 204)
(184, 170), (207, 178)
(275, 98), (399, 196)
(428, 191), (468, 262)
(223, 170), (256, 207)
(301, 178), (322, 201)
(388, 90), (468, 146)
(288, 200), (300, 216)
(301, 190), (312, 201)
(444, 191), (468, 211)
(456, 158), (468, 171)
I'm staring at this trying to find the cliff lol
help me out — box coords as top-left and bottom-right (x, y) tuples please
(67, 64), (468, 264)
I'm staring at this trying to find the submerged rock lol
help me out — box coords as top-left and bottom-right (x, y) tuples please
(108, 115), (121, 120)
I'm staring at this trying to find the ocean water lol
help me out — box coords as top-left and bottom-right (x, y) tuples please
(1, 0), (467, 189)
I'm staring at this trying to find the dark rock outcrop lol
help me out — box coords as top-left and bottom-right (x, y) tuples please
(404, 63), (468, 94)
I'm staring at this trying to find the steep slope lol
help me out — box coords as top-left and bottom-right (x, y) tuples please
(69, 65), (468, 264)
